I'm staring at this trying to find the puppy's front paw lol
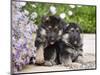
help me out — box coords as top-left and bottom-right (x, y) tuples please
(44, 61), (56, 66)
(35, 54), (44, 64)
(44, 61), (53, 66)
(35, 46), (44, 64)
(75, 56), (84, 63)
(35, 57), (44, 64)
(60, 55), (72, 66)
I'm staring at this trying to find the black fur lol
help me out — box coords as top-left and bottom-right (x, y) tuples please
(44, 42), (60, 66)
(58, 23), (83, 65)
(35, 15), (67, 65)
(35, 16), (83, 66)
(35, 16), (66, 48)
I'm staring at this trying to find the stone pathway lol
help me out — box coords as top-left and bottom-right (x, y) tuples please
(16, 34), (96, 74)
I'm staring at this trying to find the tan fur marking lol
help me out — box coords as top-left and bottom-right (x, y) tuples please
(35, 45), (44, 64)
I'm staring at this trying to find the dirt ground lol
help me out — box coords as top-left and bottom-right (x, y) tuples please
(16, 34), (96, 74)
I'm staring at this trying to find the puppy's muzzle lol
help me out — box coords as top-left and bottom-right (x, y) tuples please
(47, 32), (56, 45)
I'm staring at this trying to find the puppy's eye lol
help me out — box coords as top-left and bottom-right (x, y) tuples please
(71, 30), (74, 32)
(70, 29), (74, 32)
(76, 30), (79, 32)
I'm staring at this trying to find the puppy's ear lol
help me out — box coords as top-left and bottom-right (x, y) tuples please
(49, 16), (61, 23)
(55, 16), (61, 21)
(41, 16), (49, 23)
(55, 16), (61, 22)
(63, 24), (69, 33)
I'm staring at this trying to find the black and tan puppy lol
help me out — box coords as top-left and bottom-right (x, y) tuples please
(35, 16), (66, 64)
(44, 42), (60, 66)
(58, 23), (83, 66)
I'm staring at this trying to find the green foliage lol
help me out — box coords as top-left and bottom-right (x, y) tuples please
(22, 2), (96, 33)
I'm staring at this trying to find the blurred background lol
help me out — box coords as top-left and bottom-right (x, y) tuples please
(21, 2), (96, 33)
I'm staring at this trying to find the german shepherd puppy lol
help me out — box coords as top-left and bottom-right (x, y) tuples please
(35, 16), (67, 64)
(58, 23), (83, 66)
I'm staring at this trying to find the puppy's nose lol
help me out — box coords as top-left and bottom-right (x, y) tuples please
(51, 38), (55, 41)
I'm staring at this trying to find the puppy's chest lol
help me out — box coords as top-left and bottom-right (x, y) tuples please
(59, 41), (82, 53)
